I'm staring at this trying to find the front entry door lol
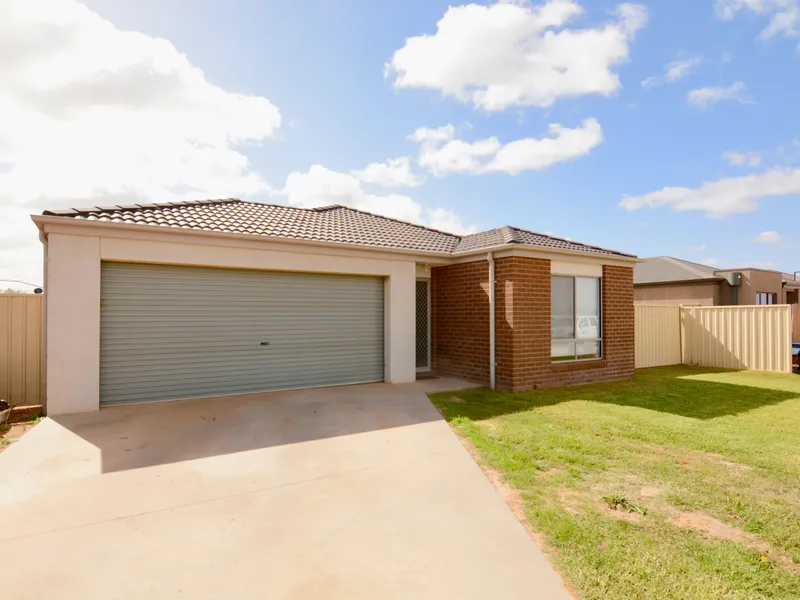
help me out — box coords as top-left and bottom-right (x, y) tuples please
(416, 279), (431, 372)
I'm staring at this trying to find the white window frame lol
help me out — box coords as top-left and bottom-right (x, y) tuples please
(756, 292), (777, 305)
(551, 275), (603, 363)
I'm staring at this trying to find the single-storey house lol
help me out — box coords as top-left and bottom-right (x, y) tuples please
(635, 257), (800, 307)
(33, 199), (637, 415)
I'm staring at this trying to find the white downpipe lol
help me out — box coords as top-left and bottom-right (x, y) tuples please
(488, 251), (496, 389)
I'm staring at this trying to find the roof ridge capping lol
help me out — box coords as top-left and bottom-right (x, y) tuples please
(507, 225), (635, 258)
(298, 203), (463, 240)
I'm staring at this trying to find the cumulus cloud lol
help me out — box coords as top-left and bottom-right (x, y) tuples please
(620, 168), (800, 218)
(352, 156), (425, 188)
(723, 151), (763, 167)
(687, 82), (750, 109)
(0, 0), (282, 284)
(715, 0), (800, 43)
(281, 165), (474, 234)
(641, 56), (701, 88)
(386, 1), (648, 111)
(412, 118), (603, 176)
(752, 230), (783, 242)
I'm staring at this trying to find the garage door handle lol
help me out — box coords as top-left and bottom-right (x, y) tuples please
(260, 341), (271, 346)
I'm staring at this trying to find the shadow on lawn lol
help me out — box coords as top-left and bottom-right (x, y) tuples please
(431, 365), (800, 421)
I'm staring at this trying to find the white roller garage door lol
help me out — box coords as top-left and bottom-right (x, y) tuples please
(100, 262), (385, 406)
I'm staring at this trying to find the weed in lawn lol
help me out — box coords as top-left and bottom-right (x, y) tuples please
(602, 494), (648, 516)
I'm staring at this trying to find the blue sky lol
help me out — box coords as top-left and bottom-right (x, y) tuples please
(2, 0), (800, 284)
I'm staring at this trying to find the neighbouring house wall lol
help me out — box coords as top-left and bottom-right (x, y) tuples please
(634, 282), (720, 306)
(43, 228), (419, 415)
(431, 260), (490, 384)
(717, 269), (783, 305)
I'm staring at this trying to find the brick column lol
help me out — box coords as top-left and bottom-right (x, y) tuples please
(431, 261), (491, 384)
(600, 265), (635, 380)
(495, 257), (551, 391)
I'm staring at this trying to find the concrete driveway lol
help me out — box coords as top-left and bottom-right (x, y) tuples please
(0, 380), (571, 600)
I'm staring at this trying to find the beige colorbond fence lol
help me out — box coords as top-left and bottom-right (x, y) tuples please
(0, 295), (44, 406)
(683, 305), (792, 373)
(634, 305), (682, 368)
(636, 304), (793, 373)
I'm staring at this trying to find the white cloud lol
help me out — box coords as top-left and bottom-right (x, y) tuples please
(715, 0), (800, 43)
(641, 56), (701, 88)
(688, 244), (707, 252)
(352, 156), (424, 188)
(414, 118), (603, 175)
(620, 167), (800, 217)
(0, 0), (282, 284)
(281, 165), (474, 234)
(752, 230), (783, 242)
(386, 1), (648, 111)
(407, 125), (456, 144)
(687, 82), (750, 109)
(702, 257), (721, 266)
(723, 151), (763, 166)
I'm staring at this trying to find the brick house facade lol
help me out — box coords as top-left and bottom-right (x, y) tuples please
(431, 257), (635, 391)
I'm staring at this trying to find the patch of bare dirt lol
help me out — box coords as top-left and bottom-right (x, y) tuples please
(673, 512), (797, 570)
(639, 485), (662, 498)
(0, 422), (35, 453)
(600, 505), (645, 523)
(448, 395), (466, 403)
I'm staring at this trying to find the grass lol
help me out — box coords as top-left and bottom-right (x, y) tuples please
(429, 366), (800, 600)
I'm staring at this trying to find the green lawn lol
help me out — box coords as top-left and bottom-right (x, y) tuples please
(429, 366), (800, 600)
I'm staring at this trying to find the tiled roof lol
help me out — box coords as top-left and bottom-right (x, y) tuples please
(634, 257), (721, 285)
(454, 226), (634, 257)
(42, 198), (634, 258)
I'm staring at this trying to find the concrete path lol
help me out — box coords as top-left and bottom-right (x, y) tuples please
(0, 380), (572, 600)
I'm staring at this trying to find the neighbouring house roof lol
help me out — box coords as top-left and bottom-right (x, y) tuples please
(634, 256), (722, 285)
(41, 198), (635, 258)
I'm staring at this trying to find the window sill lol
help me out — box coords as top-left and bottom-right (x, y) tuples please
(550, 359), (607, 372)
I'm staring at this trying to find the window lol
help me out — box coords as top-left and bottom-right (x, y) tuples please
(756, 292), (777, 305)
(551, 276), (601, 361)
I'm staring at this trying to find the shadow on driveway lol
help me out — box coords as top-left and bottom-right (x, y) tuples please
(50, 378), (470, 473)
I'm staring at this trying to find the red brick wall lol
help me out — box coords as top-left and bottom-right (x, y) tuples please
(430, 258), (635, 390)
(431, 261), (490, 384)
(495, 257), (551, 390)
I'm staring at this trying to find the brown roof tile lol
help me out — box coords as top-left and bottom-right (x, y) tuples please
(41, 198), (634, 258)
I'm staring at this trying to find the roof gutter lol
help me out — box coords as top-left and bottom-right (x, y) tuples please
(30, 214), (454, 261)
(30, 214), (640, 265)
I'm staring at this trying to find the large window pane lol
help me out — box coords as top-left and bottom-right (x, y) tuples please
(552, 341), (576, 362)
(575, 277), (600, 339)
(576, 341), (601, 360)
(551, 276), (574, 340)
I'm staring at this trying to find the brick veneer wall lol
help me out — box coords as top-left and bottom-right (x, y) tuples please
(494, 257), (551, 390)
(431, 261), (491, 384)
(431, 258), (635, 389)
